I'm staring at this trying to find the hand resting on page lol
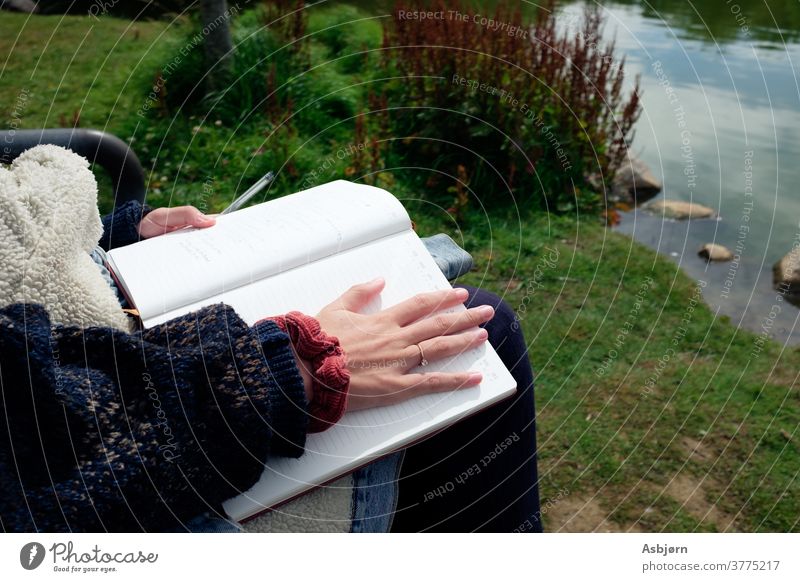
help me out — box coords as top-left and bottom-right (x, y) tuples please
(314, 278), (493, 411)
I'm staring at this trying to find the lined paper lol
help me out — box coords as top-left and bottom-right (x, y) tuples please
(107, 181), (410, 321)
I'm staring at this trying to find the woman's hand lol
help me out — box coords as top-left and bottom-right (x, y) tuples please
(315, 278), (493, 411)
(138, 206), (216, 238)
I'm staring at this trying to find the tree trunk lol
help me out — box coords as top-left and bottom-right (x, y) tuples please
(200, 0), (234, 92)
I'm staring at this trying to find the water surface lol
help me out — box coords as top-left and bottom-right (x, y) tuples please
(561, 0), (800, 345)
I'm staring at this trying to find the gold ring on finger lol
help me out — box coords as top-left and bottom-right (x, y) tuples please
(415, 343), (428, 367)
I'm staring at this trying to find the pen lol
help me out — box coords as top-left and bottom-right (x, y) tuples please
(220, 171), (275, 215)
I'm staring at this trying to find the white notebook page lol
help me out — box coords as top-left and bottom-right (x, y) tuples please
(107, 181), (409, 322)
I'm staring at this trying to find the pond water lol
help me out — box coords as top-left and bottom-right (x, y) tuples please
(347, 0), (800, 346)
(554, 0), (800, 346)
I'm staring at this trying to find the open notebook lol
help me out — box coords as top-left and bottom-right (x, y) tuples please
(106, 180), (516, 521)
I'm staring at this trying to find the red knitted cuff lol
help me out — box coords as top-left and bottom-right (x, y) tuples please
(261, 312), (350, 432)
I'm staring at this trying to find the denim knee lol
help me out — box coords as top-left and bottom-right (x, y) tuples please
(457, 285), (519, 339)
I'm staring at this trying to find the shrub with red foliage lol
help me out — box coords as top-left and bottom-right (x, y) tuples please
(381, 1), (641, 213)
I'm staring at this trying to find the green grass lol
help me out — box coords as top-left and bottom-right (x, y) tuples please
(430, 207), (800, 533)
(97, 4), (389, 212)
(1, 7), (798, 532)
(0, 12), (195, 212)
(0, 14), (174, 132)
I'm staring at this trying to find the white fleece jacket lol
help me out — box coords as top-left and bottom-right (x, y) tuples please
(0, 145), (132, 332)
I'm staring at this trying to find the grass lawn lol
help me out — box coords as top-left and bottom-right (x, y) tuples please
(0, 13), (186, 133)
(1, 8), (798, 532)
(444, 209), (800, 532)
(0, 12), (191, 212)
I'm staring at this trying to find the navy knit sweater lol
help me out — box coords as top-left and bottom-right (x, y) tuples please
(0, 202), (309, 532)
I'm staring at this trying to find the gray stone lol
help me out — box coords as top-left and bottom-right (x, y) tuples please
(612, 155), (662, 203)
(773, 246), (800, 298)
(644, 199), (715, 220)
(699, 243), (733, 262)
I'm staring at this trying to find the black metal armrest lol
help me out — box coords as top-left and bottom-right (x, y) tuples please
(0, 128), (146, 207)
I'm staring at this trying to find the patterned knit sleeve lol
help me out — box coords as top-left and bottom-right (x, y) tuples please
(99, 200), (152, 250)
(0, 302), (308, 532)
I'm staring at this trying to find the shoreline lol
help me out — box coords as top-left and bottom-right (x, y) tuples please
(614, 208), (800, 347)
